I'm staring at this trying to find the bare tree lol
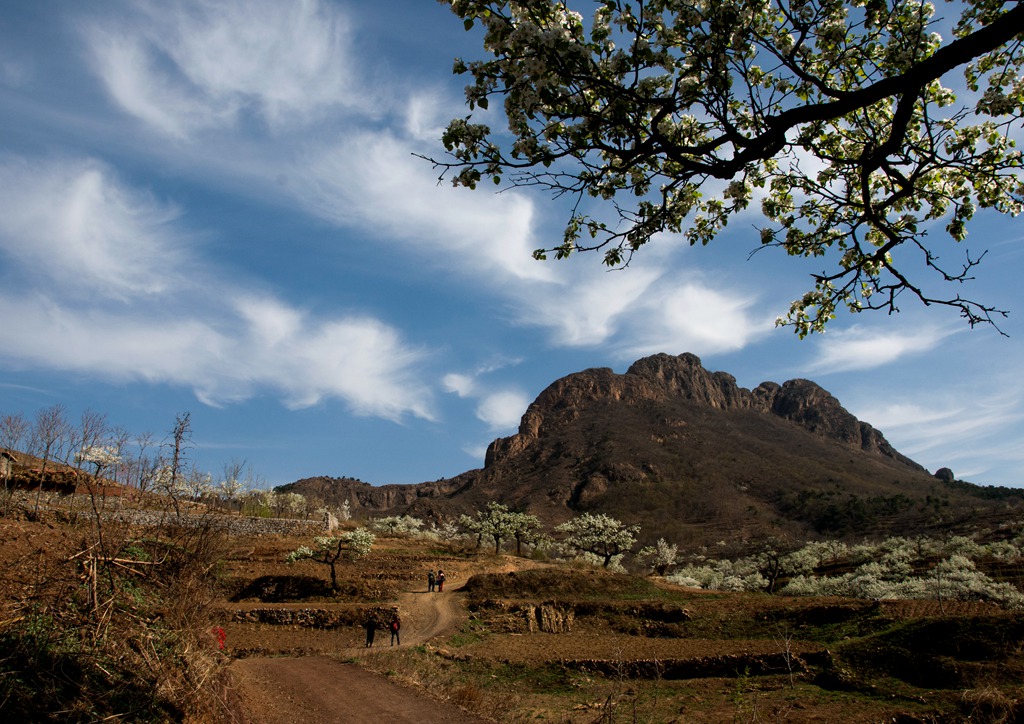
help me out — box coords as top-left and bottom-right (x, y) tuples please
(0, 411), (28, 455)
(30, 404), (70, 514)
(132, 431), (156, 494)
(0, 412), (28, 489)
(107, 426), (132, 486)
(161, 413), (192, 517)
(72, 408), (110, 472)
(218, 458), (248, 514)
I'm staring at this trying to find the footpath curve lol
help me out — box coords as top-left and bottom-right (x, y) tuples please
(228, 587), (485, 723)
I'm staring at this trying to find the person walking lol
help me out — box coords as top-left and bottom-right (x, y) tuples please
(436, 569), (446, 592)
(389, 609), (401, 647)
(427, 569), (436, 592)
(364, 614), (377, 648)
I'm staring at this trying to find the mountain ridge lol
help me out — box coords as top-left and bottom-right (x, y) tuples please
(280, 353), (1021, 547)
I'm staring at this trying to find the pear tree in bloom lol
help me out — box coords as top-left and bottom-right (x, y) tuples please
(75, 445), (122, 480)
(556, 512), (640, 568)
(638, 537), (679, 575)
(508, 510), (544, 556)
(433, 0), (1024, 335)
(371, 515), (426, 535)
(459, 501), (527, 554)
(286, 529), (376, 590)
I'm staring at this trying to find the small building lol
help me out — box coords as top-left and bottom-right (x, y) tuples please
(0, 450), (15, 479)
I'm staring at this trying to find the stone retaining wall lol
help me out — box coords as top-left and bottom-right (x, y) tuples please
(100, 508), (332, 536)
(10, 491), (334, 536)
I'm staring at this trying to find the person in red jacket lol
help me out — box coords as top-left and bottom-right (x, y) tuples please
(389, 609), (401, 646)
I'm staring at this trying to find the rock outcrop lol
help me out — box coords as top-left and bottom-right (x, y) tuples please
(487, 352), (919, 470)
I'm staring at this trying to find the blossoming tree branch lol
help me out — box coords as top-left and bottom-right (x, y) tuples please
(429, 0), (1024, 335)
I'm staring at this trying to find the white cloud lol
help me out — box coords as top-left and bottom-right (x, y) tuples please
(443, 361), (530, 430)
(442, 373), (476, 398)
(851, 385), (1024, 481)
(0, 289), (434, 421)
(292, 131), (554, 282)
(516, 266), (662, 347)
(0, 153), (435, 422)
(806, 325), (955, 374)
(272, 313), (433, 419)
(0, 57), (30, 88)
(83, 0), (363, 139)
(0, 156), (187, 299)
(475, 390), (529, 430)
(403, 91), (452, 143)
(618, 282), (771, 358)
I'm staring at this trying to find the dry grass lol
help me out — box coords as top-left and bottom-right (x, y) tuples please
(0, 507), (237, 722)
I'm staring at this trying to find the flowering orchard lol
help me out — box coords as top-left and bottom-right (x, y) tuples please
(667, 532), (1024, 608)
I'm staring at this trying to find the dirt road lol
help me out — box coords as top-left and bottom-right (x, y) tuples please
(228, 590), (486, 723)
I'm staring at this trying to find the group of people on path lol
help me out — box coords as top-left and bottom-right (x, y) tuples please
(363, 607), (401, 648)
(362, 568), (448, 649)
(426, 568), (445, 593)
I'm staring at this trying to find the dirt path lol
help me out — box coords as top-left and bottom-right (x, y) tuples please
(229, 655), (486, 724)
(228, 590), (482, 723)
(392, 589), (462, 646)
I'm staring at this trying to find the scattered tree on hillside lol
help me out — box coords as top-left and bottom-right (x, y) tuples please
(76, 445), (122, 480)
(29, 404), (71, 513)
(286, 529), (376, 590)
(30, 404), (70, 479)
(556, 512), (640, 567)
(638, 537), (679, 575)
(458, 512), (486, 550)
(131, 431), (157, 494)
(218, 460), (246, 514)
(71, 409), (110, 474)
(371, 515), (426, 535)
(508, 510), (544, 556)
(433, 0), (1024, 334)
(0, 412), (28, 456)
(160, 413), (192, 516)
(459, 502), (520, 554)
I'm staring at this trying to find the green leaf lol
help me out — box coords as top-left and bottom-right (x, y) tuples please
(464, 18), (474, 31)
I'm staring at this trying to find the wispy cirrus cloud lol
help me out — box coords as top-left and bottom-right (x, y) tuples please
(512, 257), (771, 356)
(615, 280), (773, 358)
(291, 131), (552, 283)
(853, 385), (1024, 481)
(83, 0), (363, 139)
(806, 324), (957, 374)
(0, 156), (187, 299)
(0, 154), (434, 421)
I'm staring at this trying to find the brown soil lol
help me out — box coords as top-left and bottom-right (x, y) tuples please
(6, 508), (1024, 723)
(229, 656), (487, 724)
(223, 547), (530, 722)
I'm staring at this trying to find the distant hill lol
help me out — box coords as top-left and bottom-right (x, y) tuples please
(280, 353), (1024, 548)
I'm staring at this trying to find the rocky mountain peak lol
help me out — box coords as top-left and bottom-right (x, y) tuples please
(488, 352), (919, 470)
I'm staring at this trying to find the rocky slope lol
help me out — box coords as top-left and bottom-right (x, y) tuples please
(281, 353), (1022, 547)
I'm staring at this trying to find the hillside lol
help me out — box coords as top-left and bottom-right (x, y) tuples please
(281, 353), (1024, 547)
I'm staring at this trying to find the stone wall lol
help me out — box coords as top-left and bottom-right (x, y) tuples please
(11, 491), (333, 536)
(100, 508), (332, 536)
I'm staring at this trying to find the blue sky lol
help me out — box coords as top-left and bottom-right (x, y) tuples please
(1, 0), (1022, 489)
